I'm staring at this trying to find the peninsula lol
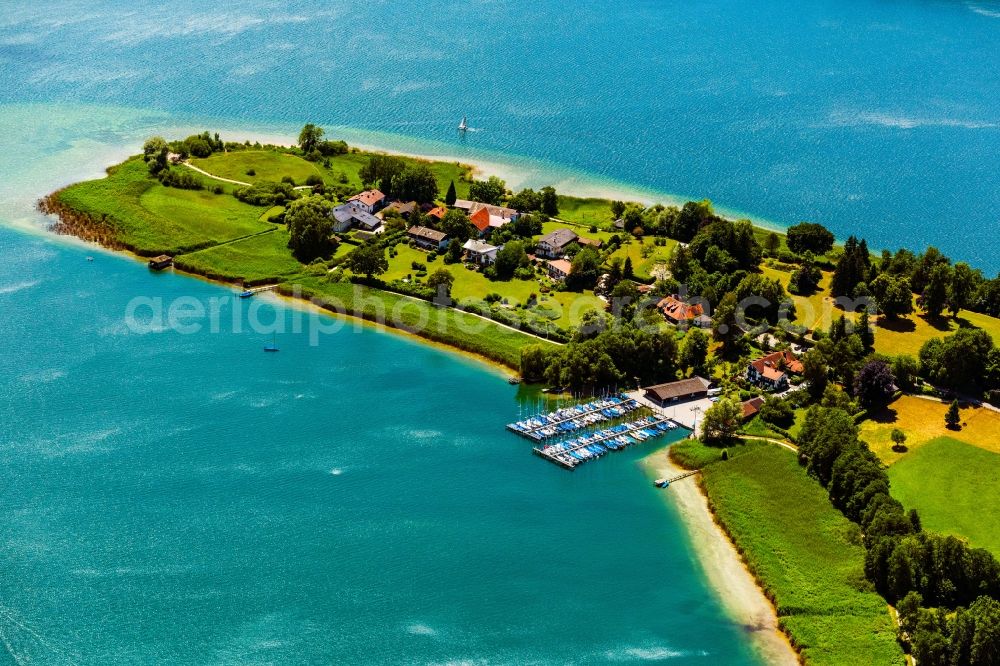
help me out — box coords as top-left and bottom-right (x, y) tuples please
(42, 125), (1000, 665)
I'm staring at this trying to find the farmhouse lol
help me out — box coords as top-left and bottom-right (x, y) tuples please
(742, 396), (765, 420)
(453, 199), (520, 224)
(642, 376), (712, 406)
(463, 239), (500, 265)
(546, 259), (572, 280)
(332, 203), (383, 233)
(347, 189), (386, 214)
(657, 295), (711, 328)
(381, 201), (416, 218)
(536, 228), (579, 258)
(408, 225), (449, 251)
(746, 350), (804, 391)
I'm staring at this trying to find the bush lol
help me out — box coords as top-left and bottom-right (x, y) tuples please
(411, 260), (426, 272)
(305, 174), (323, 187)
(427, 252), (437, 262)
(281, 175), (296, 185)
(246, 168), (256, 176)
(514, 266), (535, 280)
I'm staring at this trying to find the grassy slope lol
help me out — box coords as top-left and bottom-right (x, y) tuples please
(671, 439), (903, 666)
(888, 437), (1000, 557)
(607, 238), (677, 282)
(873, 308), (1000, 357)
(175, 228), (306, 283)
(859, 394), (1000, 464)
(56, 158), (272, 254)
(192, 149), (472, 199)
(381, 244), (604, 329)
(291, 277), (555, 368)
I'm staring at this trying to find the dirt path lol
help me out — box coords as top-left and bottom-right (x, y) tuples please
(180, 162), (313, 190)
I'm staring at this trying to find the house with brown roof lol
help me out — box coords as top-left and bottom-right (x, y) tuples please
(426, 206), (447, 221)
(746, 350), (804, 391)
(546, 259), (572, 281)
(577, 237), (603, 249)
(741, 396), (765, 420)
(536, 228), (579, 258)
(642, 376), (712, 406)
(657, 295), (711, 328)
(381, 201), (416, 218)
(408, 225), (449, 251)
(347, 189), (386, 214)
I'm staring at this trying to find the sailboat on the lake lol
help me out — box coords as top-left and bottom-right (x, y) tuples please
(264, 334), (279, 352)
(458, 115), (468, 132)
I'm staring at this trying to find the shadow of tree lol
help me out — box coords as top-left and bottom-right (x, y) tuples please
(918, 313), (954, 332)
(877, 317), (916, 333)
(868, 406), (899, 424)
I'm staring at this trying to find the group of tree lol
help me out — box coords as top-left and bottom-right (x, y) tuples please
(358, 155), (439, 203)
(467, 176), (507, 205)
(285, 195), (337, 262)
(296, 123), (349, 161)
(918, 327), (1000, 393)
(507, 186), (559, 216)
(520, 317), (680, 392)
(796, 405), (1000, 664)
(786, 222), (835, 256)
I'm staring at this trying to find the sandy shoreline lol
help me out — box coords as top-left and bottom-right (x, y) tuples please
(642, 448), (799, 665)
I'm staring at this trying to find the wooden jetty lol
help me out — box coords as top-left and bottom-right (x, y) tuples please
(653, 470), (699, 488)
(238, 284), (279, 298)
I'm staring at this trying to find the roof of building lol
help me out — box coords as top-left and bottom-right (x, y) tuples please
(427, 206), (447, 219)
(742, 396), (765, 419)
(470, 207), (491, 233)
(348, 190), (385, 206)
(538, 228), (579, 248)
(547, 259), (572, 275)
(643, 376), (712, 402)
(749, 350), (804, 381)
(577, 237), (603, 248)
(333, 203), (382, 229)
(150, 254), (173, 263)
(463, 239), (499, 254)
(408, 225), (448, 243)
(657, 295), (705, 322)
(386, 201), (416, 215)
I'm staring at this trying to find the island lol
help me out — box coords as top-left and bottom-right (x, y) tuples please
(41, 124), (1000, 665)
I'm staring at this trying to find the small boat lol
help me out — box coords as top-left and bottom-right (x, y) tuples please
(458, 115), (468, 132)
(239, 289), (254, 299)
(86, 256), (94, 262)
(264, 334), (279, 352)
(508, 376), (521, 385)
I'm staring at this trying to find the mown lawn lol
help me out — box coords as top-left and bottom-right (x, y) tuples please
(55, 157), (271, 254)
(175, 228), (306, 284)
(554, 195), (618, 227)
(191, 149), (472, 200)
(760, 264), (851, 334)
(673, 440), (903, 666)
(860, 394), (1000, 463)
(379, 244), (604, 330)
(888, 437), (1000, 557)
(289, 276), (556, 369)
(606, 238), (676, 281)
(873, 307), (1000, 357)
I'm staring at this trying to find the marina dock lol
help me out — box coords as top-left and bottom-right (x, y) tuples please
(239, 284), (279, 298)
(506, 395), (640, 442)
(653, 470), (700, 488)
(531, 415), (688, 470)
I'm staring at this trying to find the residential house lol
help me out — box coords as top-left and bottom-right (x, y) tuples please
(381, 201), (416, 218)
(577, 237), (603, 250)
(332, 203), (383, 233)
(642, 376), (712, 406)
(657, 295), (711, 328)
(463, 239), (500, 265)
(536, 228), (579, 258)
(347, 189), (386, 214)
(741, 396), (765, 421)
(426, 206), (447, 222)
(546, 259), (572, 280)
(469, 207), (492, 237)
(746, 350), (804, 391)
(408, 225), (450, 251)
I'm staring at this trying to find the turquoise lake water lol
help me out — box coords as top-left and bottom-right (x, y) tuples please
(2, 0), (999, 271)
(0, 114), (757, 661)
(1, 0), (998, 661)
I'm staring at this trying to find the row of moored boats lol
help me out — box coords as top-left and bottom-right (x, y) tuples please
(507, 395), (639, 440)
(538, 416), (678, 468)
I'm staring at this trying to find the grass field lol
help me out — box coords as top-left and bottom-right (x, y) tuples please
(290, 276), (555, 368)
(672, 439), (903, 665)
(175, 228), (306, 283)
(888, 437), (1000, 557)
(760, 264), (852, 334)
(873, 307), (1000, 357)
(191, 149), (472, 200)
(380, 244), (604, 329)
(554, 195), (618, 227)
(607, 238), (677, 282)
(56, 158), (272, 254)
(859, 394), (1000, 463)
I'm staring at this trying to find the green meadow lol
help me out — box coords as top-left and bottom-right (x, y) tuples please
(671, 439), (904, 666)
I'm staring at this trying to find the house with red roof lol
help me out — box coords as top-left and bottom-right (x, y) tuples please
(746, 350), (804, 391)
(469, 207), (492, 237)
(657, 295), (711, 329)
(347, 189), (386, 214)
